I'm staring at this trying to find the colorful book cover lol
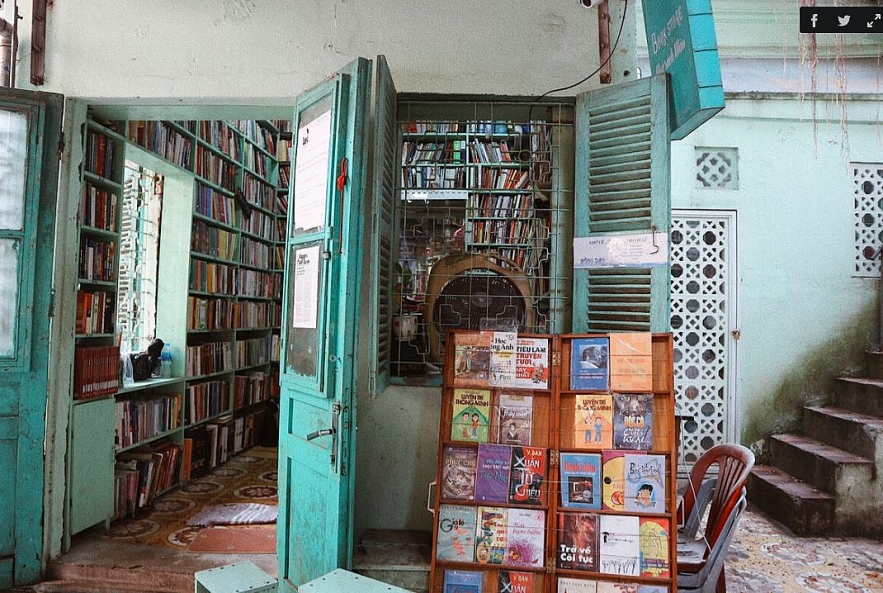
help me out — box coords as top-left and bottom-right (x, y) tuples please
(451, 388), (492, 443)
(498, 570), (535, 593)
(436, 504), (477, 563)
(598, 514), (641, 576)
(639, 516), (671, 579)
(556, 512), (597, 572)
(636, 586), (668, 593)
(441, 444), (478, 501)
(475, 443), (513, 503)
(559, 452), (602, 510)
(512, 336), (550, 389)
(624, 453), (666, 513)
(443, 569), (484, 593)
(489, 331), (518, 387)
(570, 337), (609, 391)
(453, 331), (494, 386)
(601, 450), (629, 512)
(609, 332), (653, 391)
(557, 576), (598, 593)
(612, 393), (653, 451)
(573, 394), (614, 450)
(475, 506), (508, 564)
(508, 446), (547, 506)
(496, 392), (533, 445)
(504, 508), (546, 568)
(596, 583), (642, 593)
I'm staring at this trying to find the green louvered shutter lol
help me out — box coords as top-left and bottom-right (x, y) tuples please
(572, 75), (671, 333)
(368, 55), (397, 395)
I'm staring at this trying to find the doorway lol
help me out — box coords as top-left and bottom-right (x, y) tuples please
(670, 210), (738, 468)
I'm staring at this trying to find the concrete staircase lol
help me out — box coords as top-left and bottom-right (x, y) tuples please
(748, 350), (883, 536)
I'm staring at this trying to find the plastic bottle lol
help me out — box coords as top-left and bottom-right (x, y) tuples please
(160, 342), (172, 378)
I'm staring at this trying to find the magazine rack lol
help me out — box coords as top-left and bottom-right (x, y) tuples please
(428, 330), (678, 593)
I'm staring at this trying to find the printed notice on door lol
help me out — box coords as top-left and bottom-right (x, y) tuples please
(292, 245), (320, 328)
(574, 231), (669, 269)
(293, 108), (332, 232)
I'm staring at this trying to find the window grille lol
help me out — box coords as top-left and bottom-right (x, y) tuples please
(853, 163), (883, 277)
(695, 148), (738, 189)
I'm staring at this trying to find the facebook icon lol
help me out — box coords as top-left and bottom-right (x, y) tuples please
(800, 6), (883, 33)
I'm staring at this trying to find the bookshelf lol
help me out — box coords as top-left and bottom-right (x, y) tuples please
(428, 330), (678, 593)
(67, 116), (287, 537)
(393, 112), (569, 381)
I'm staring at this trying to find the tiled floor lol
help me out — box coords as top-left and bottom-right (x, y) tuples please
(7, 445), (882, 593)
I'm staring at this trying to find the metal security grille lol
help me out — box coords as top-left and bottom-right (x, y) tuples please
(853, 163), (883, 277)
(695, 148), (738, 189)
(670, 212), (735, 466)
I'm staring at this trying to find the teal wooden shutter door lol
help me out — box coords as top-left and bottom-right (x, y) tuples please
(572, 75), (671, 332)
(368, 55), (397, 395)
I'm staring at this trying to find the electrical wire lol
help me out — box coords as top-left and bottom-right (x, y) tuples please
(529, 0), (630, 120)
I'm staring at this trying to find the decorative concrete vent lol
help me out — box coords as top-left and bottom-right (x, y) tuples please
(695, 147), (738, 189)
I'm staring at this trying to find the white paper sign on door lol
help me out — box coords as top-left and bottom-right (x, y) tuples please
(292, 245), (321, 329)
(293, 109), (332, 232)
(574, 231), (669, 269)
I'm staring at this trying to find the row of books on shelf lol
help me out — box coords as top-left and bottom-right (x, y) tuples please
(194, 145), (237, 191)
(243, 146), (273, 179)
(278, 165), (290, 192)
(85, 130), (117, 179)
(451, 332), (654, 393)
(191, 220), (238, 260)
(127, 121), (194, 170)
(73, 345), (120, 400)
(194, 182), (237, 226)
(466, 216), (541, 248)
(235, 120), (276, 154)
(185, 379), (230, 425)
(401, 120), (541, 136)
(189, 262), (282, 299)
(115, 392), (182, 449)
(241, 173), (278, 212)
(401, 165), (466, 190)
(182, 406), (268, 480)
(241, 208), (282, 242)
(78, 238), (116, 282)
(187, 297), (280, 331)
(197, 121), (242, 162)
(185, 342), (233, 377)
(442, 569), (668, 592)
(114, 439), (180, 519)
(442, 442), (666, 514)
(233, 370), (278, 409)
(468, 193), (536, 220)
(437, 505), (670, 580)
(75, 289), (115, 335)
(235, 335), (276, 368)
(240, 236), (277, 268)
(80, 182), (119, 231)
(450, 388), (654, 452)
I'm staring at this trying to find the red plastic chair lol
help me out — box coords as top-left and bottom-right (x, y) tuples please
(677, 443), (755, 593)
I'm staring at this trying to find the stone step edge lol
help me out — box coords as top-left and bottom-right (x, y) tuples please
(770, 433), (874, 465)
(750, 465), (835, 500)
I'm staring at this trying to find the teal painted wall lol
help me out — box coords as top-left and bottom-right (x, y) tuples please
(668, 95), (881, 452)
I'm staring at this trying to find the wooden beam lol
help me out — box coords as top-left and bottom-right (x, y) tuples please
(598, 0), (611, 84)
(31, 0), (46, 85)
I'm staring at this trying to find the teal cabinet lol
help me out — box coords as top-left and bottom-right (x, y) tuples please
(69, 398), (115, 534)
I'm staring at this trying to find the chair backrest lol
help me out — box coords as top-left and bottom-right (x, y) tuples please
(681, 443), (755, 552)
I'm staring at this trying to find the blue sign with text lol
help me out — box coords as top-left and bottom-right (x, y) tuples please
(642, 0), (724, 140)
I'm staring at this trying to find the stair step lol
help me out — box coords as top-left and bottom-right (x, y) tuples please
(770, 433), (873, 493)
(804, 406), (883, 459)
(747, 465), (835, 536)
(353, 530), (431, 593)
(864, 350), (883, 381)
(833, 377), (883, 417)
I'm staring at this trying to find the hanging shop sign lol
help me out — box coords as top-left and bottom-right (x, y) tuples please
(574, 231), (669, 269)
(642, 0), (724, 140)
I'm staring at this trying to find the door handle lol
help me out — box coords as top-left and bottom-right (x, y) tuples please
(306, 428), (336, 441)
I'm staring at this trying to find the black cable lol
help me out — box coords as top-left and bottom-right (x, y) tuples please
(529, 0), (629, 121)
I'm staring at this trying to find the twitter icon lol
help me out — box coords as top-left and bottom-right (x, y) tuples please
(837, 15), (851, 27)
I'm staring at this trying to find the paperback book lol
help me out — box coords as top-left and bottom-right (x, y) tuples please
(496, 392), (533, 445)
(556, 512), (598, 572)
(570, 337), (609, 390)
(598, 514), (641, 577)
(475, 506), (508, 564)
(557, 577), (597, 593)
(612, 393), (653, 451)
(609, 332), (653, 391)
(475, 443), (513, 503)
(623, 453), (666, 513)
(498, 570), (534, 593)
(441, 444), (478, 501)
(508, 445), (547, 506)
(436, 504), (477, 563)
(639, 516), (671, 578)
(559, 452), (602, 510)
(512, 336), (551, 389)
(451, 388), (492, 443)
(601, 450), (630, 512)
(443, 569), (484, 593)
(504, 508), (546, 568)
(573, 394), (614, 450)
(453, 332), (494, 386)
